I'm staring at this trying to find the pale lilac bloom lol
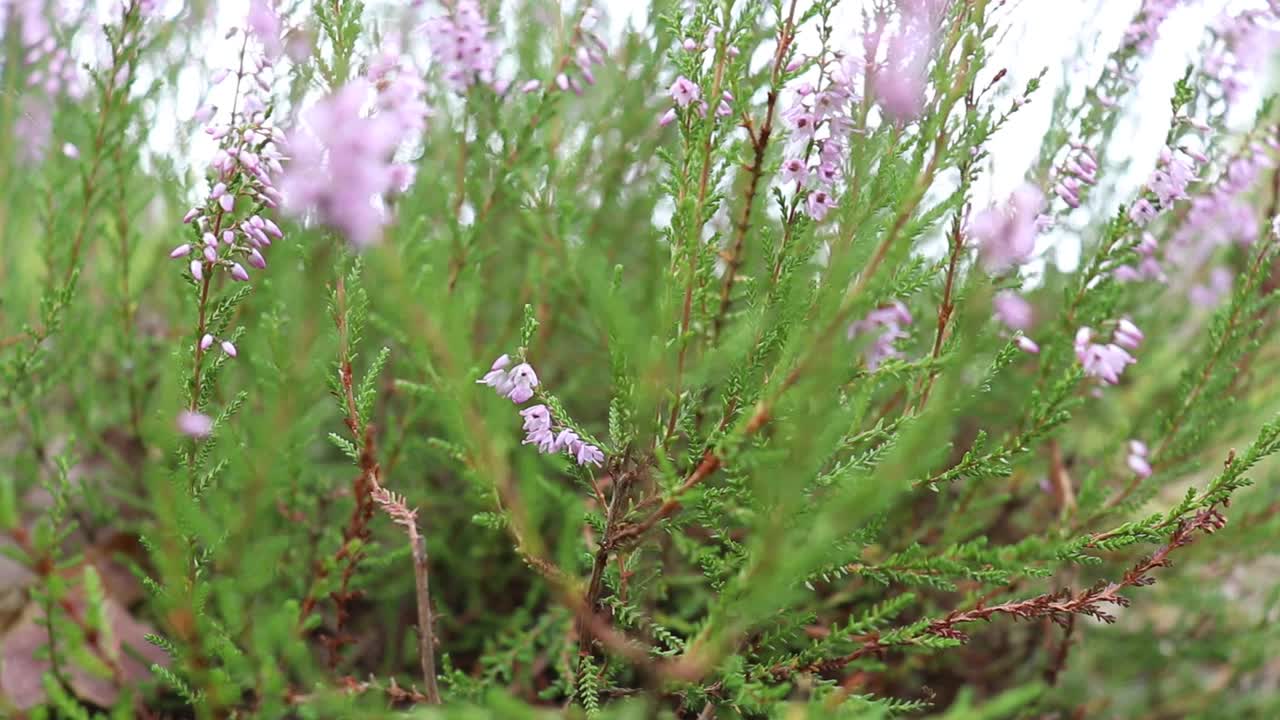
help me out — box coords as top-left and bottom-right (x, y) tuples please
(669, 76), (700, 108)
(423, 0), (500, 90)
(200, 334), (215, 351)
(972, 184), (1044, 272)
(280, 80), (410, 247)
(503, 363), (539, 404)
(993, 291), (1033, 331)
(873, 0), (947, 122)
(1190, 267), (1236, 307)
(1128, 198), (1158, 226)
(477, 354), (512, 387)
(575, 442), (605, 467)
(781, 158), (808, 185)
(1074, 327), (1136, 385)
(551, 428), (580, 453)
(1126, 439), (1152, 478)
(848, 301), (913, 370)
(806, 189), (837, 221)
(247, 0), (283, 58)
(1113, 319), (1144, 350)
(177, 411), (214, 438)
(1015, 336), (1040, 355)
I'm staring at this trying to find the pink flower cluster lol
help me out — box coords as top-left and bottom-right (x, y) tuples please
(872, 0), (948, 122)
(847, 301), (913, 370)
(478, 356), (604, 468)
(972, 184), (1046, 272)
(1130, 146), (1202, 226)
(1114, 232), (1165, 283)
(423, 0), (499, 91)
(1074, 320), (1143, 386)
(993, 291), (1039, 355)
(1205, 7), (1279, 105)
(519, 405), (604, 467)
(1166, 132), (1278, 305)
(280, 54), (428, 247)
(776, 55), (861, 222)
(1053, 144), (1098, 209)
(168, 16), (289, 370)
(170, 34), (286, 297)
(176, 410), (214, 439)
(8, 0), (87, 163)
(659, 75), (732, 127)
(1126, 439), (1152, 478)
(522, 7), (609, 96)
(478, 355), (539, 404)
(1123, 0), (1183, 55)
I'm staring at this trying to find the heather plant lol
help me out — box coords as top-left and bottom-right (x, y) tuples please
(4, 0), (1280, 718)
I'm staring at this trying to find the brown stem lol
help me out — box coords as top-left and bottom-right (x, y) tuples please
(712, 1), (801, 342)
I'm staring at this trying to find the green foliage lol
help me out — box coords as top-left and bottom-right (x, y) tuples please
(4, 0), (1280, 718)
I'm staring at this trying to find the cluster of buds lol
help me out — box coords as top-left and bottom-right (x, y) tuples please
(169, 24), (287, 351)
(520, 7), (608, 96)
(1130, 145), (1202, 226)
(1052, 144), (1098, 209)
(1126, 439), (1152, 478)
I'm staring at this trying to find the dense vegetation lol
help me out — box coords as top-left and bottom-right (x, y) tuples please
(3, 0), (1280, 717)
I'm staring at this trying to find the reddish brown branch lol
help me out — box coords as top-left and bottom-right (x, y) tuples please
(777, 506), (1227, 677)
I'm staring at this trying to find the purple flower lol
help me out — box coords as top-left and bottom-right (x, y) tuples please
(200, 334), (215, 351)
(230, 263), (250, 281)
(872, 1), (944, 122)
(477, 354), (512, 387)
(806, 189), (837, 221)
(423, 0), (500, 91)
(504, 363), (539, 403)
(669, 76), (700, 108)
(785, 110), (816, 139)
(280, 79), (418, 247)
(1074, 327), (1136, 385)
(221, 340), (238, 357)
(247, 0), (283, 59)
(170, 244), (192, 258)
(781, 158), (808, 185)
(177, 410), (214, 438)
(1126, 438), (1152, 478)
(993, 291), (1033, 331)
(190, 260), (204, 281)
(1113, 319), (1144, 350)
(972, 184), (1044, 272)
(551, 428), (581, 453)
(1129, 198), (1158, 226)
(1015, 335), (1040, 355)
(575, 442), (605, 467)
(848, 300), (913, 370)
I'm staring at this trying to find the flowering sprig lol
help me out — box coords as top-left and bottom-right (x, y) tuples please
(478, 354), (605, 468)
(170, 16), (287, 437)
(423, 0), (500, 91)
